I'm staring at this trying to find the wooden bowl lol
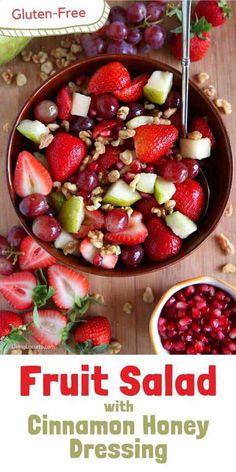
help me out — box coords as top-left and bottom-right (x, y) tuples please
(7, 55), (233, 277)
(149, 276), (236, 354)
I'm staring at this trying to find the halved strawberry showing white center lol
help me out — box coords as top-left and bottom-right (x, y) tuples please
(24, 309), (67, 348)
(105, 211), (148, 246)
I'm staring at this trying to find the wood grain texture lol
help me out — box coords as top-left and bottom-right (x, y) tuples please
(0, 1), (235, 354)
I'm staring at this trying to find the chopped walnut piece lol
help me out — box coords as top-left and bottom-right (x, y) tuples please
(222, 263), (236, 274)
(41, 61), (54, 75)
(144, 102), (156, 110)
(188, 130), (203, 140)
(63, 241), (79, 256)
(153, 116), (171, 125)
(79, 130), (92, 147)
(3, 122), (10, 133)
(108, 341), (122, 355)
(91, 186), (104, 196)
(117, 106), (130, 121)
(60, 37), (73, 49)
(195, 72), (210, 85)
(215, 98), (232, 115)
(225, 204), (233, 217)
(129, 174), (140, 192)
(70, 43), (82, 54)
(63, 182), (78, 194)
(39, 133), (54, 150)
(88, 230), (104, 249)
(61, 120), (70, 132)
(16, 72), (27, 87)
(119, 129), (136, 140)
(10, 349), (23, 355)
(164, 199), (176, 214)
(108, 170), (120, 183)
(53, 181), (62, 191)
(123, 302), (133, 315)
(1, 69), (13, 85)
(21, 50), (33, 62)
(47, 123), (60, 132)
(163, 107), (177, 119)
(143, 287), (155, 304)
(32, 51), (48, 64)
(216, 233), (235, 256)
(203, 85), (217, 99)
(101, 244), (121, 256)
(151, 207), (162, 217)
(120, 150), (134, 165)
(50, 47), (68, 59)
(40, 72), (49, 82)
(102, 204), (114, 212)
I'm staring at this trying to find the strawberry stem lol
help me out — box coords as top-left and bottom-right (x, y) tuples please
(0, 325), (28, 354)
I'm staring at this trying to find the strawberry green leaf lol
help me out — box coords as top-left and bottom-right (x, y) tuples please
(166, 3), (183, 22)
(32, 284), (55, 308)
(77, 340), (93, 355)
(219, 0), (232, 18)
(0, 327), (28, 354)
(68, 295), (105, 322)
(92, 344), (109, 354)
(33, 305), (40, 328)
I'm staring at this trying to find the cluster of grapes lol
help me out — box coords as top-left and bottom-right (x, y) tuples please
(80, 1), (168, 57)
(0, 226), (26, 275)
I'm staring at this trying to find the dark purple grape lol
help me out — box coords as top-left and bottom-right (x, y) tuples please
(127, 27), (142, 45)
(144, 24), (166, 48)
(0, 236), (9, 256)
(70, 116), (94, 135)
(76, 169), (98, 192)
(34, 100), (58, 124)
(109, 6), (128, 24)
(107, 40), (137, 55)
(96, 94), (119, 119)
(80, 34), (105, 57)
(158, 160), (189, 183)
(7, 226), (26, 247)
(127, 2), (147, 24)
(166, 91), (182, 108)
(106, 21), (128, 41)
(0, 256), (14, 275)
(105, 209), (129, 233)
(146, 2), (165, 21)
(182, 159), (200, 179)
(32, 216), (61, 242)
(19, 194), (49, 218)
(127, 103), (145, 120)
(121, 245), (144, 268)
(137, 40), (152, 54)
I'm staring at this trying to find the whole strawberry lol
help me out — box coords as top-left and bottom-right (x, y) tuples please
(134, 124), (178, 163)
(170, 17), (212, 62)
(194, 1), (231, 27)
(74, 316), (112, 354)
(0, 311), (27, 354)
(46, 133), (87, 181)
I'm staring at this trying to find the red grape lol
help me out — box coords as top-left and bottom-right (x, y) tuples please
(0, 236), (9, 256)
(182, 159), (200, 179)
(0, 256), (14, 275)
(96, 94), (120, 119)
(107, 40), (137, 54)
(32, 216), (61, 242)
(127, 2), (147, 24)
(80, 34), (105, 57)
(109, 6), (128, 23)
(106, 21), (128, 41)
(34, 100), (58, 124)
(127, 102), (145, 120)
(127, 27), (142, 45)
(137, 40), (152, 54)
(144, 25), (166, 48)
(146, 2), (165, 21)
(19, 194), (49, 218)
(105, 209), (129, 233)
(158, 160), (189, 183)
(76, 169), (98, 192)
(166, 91), (182, 108)
(70, 116), (94, 135)
(121, 244), (144, 267)
(7, 226), (26, 247)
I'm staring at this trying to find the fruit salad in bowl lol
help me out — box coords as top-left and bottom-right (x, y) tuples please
(7, 55), (233, 276)
(149, 277), (236, 355)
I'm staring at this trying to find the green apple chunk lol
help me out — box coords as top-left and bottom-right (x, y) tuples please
(71, 92), (91, 117)
(136, 173), (157, 194)
(126, 115), (154, 129)
(0, 37), (31, 65)
(17, 119), (49, 144)
(54, 230), (77, 249)
(103, 179), (141, 207)
(180, 137), (211, 160)
(59, 196), (85, 233)
(166, 211), (197, 239)
(144, 71), (173, 105)
(154, 176), (176, 205)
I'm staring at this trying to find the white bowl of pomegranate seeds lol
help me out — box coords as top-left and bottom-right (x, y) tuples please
(149, 277), (236, 355)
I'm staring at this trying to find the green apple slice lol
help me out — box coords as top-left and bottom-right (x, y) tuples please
(103, 179), (141, 207)
(136, 173), (157, 194)
(71, 92), (92, 117)
(126, 115), (154, 129)
(166, 211), (197, 239)
(59, 196), (85, 233)
(17, 119), (49, 144)
(0, 37), (31, 65)
(51, 192), (66, 212)
(144, 71), (173, 105)
(54, 230), (77, 249)
(154, 176), (176, 204)
(180, 137), (211, 160)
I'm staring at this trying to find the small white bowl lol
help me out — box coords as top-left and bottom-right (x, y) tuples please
(149, 276), (236, 355)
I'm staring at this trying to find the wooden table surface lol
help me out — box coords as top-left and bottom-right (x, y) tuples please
(0, 1), (235, 354)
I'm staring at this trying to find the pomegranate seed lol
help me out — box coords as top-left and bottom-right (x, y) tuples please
(209, 286), (216, 297)
(199, 284), (211, 293)
(186, 346), (196, 354)
(215, 290), (226, 301)
(210, 308), (222, 317)
(194, 341), (204, 354)
(229, 327), (236, 339)
(93, 254), (103, 267)
(123, 172), (135, 184)
(116, 161), (125, 171)
(184, 285), (195, 297)
(88, 161), (99, 172)
(176, 301), (188, 309)
(145, 165), (155, 173)
(222, 345), (232, 355)
(178, 316), (191, 329)
(191, 308), (201, 319)
(216, 330), (225, 341)
(130, 160), (142, 173)
(163, 340), (173, 351)
(166, 296), (176, 308)
(192, 321), (201, 333)
(174, 341), (186, 352)
(198, 334), (208, 343)
(195, 301), (207, 310)
(176, 292), (186, 301)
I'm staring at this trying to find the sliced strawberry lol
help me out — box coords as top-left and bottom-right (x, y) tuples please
(92, 119), (119, 139)
(189, 117), (216, 147)
(105, 211), (148, 246)
(0, 272), (37, 310)
(173, 180), (205, 221)
(74, 316), (111, 346)
(134, 124), (179, 163)
(24, 309), (67, 348)
(46, 133), (87, 182)
(56, 86), (72, 121)
(113, 74), (149, 102)
(80, 238), (118, 269)
(13, 151), (52, 198)
(88, 62), (131, 95)
(135, 196), (158, 222)
(144, 217), (182, 262)
(75, 209), (105, 239)
(96, 145), (121, 172)
(0, 311), (23, 337)
(47, 264), (89, 310)
(19, 236), (56, 271)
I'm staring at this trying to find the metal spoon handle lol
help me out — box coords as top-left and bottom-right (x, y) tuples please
(181, 0), (192, 137)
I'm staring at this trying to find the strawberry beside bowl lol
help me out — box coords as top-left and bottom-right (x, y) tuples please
(149, 276), (236, 355)
(7, 55), (233, 277)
